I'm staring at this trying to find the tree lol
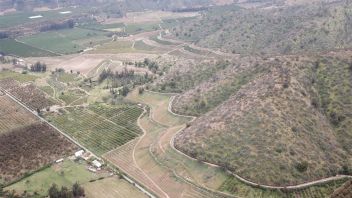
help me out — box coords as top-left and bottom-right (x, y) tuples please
(72, 182), (85, 197)
(0, 184), (3, 197)
(138, 87), (145, 94)
(60, 186), (73, 198)
(49, 184), (60, 198)
(121, 86), (130, 96)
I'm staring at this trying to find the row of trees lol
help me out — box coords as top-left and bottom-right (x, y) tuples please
(40, 20), (74, 32)
(49, 182), (85, 198)
(30, 62), (47, 72)
(135, 58), (159, 73)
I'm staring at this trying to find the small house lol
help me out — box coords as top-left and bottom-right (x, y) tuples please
(75, 150), (84, 158)
(92, 160), (102, 168)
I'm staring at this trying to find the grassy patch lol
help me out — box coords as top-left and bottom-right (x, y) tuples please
(134, 40), (156, 51)
(39, 86), (54, 97)
(5, 160), (99, 197)
(0, 70), (37, 82)
(84, 176), (147, 198)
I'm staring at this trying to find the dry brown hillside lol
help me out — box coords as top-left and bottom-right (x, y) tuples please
(173, 53), (352, 186)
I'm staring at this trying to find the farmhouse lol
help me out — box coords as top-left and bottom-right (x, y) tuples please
(92, 160), (102, 168)
(74, 149), (84, 158)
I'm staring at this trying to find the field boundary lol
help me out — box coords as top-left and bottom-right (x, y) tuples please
(165, 93), (352, 191)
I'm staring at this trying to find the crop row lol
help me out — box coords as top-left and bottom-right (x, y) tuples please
(48, 105), (143, 155)
(0, 95), (38, 134)
(0, 79), (56, 110)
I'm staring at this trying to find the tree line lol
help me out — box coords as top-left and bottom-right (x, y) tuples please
(40, 20), (74, 32)
(30, 61), (47, 72)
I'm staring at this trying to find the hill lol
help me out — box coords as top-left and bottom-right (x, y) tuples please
(169, 1), (352, 55)
(172, 53), (352, 185)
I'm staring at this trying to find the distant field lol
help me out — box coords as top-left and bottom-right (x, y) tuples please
(125, 23), (159, 35)
(0, 8), (85, 29)
(46, 104), (143, 155)
(6, 160), (102, 197)
(92, 40), (135, 54)
(134, 40), (156, 51)
(79, 22), (125, 31)
(0, 39), (56, 57)
(18, 28), (110, 54)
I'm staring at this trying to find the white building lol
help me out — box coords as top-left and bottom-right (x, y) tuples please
(92, 160), (102, 168)
(75, 150), (84, 158)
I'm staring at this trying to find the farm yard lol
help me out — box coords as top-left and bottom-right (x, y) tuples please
(46, 104), (143, 155)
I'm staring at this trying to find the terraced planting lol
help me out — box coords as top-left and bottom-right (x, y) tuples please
(47, 104), (143, 155)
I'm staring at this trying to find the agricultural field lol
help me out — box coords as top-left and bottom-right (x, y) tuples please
(5, 159), (106, 197)
(125, 23), (159, 35)
(46, 104), (143, 155)
(0, 8), (84, 29)
(0, 106), (77, 184)
(0, 78), (57, 110)
(84, 176), (148, 198)
(0, 95), (38, 134)
(18, 28), (110, 54)
(0, 39), (56, 57)
(0, 70), (38, 83)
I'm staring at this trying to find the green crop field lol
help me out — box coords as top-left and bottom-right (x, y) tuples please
(125, 23), (159, 35)
(18, 28), (110, 54)
(0, 39), (56, 57)
(46, 104), (143, 155)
